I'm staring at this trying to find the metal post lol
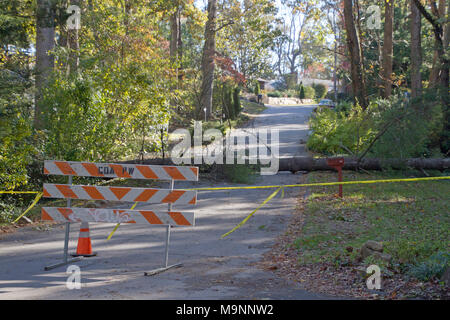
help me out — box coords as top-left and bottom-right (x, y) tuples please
(144, 178), (182, 276)
(165, 179), (174, 267)
(45, 175), (81, 270)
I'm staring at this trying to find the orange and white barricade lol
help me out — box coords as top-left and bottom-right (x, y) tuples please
(42, 160), (198, 274)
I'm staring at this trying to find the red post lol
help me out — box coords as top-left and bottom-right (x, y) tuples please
(327, 158), (345, 198)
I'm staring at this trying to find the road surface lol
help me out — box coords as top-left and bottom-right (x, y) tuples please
(0, 104), (337, 300)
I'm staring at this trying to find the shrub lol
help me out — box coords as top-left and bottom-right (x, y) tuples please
(299, 85), (305, 99)
(267, 90), (282, 97)
(307, 103), (375, 155)
(307, 95), (445, 158)
(313, 83), (328, 100)
(303, 86), (316, 99)
(233, 88), (241, 116)
(408, 251), (449, 281)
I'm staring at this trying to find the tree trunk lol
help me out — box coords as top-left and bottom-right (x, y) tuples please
(35, 0), (55, 129)
(123, 156), (450, 172)
(428, 0), (448, 87)
(199, 0), (217, 120)
(343, 0), (368, 109)
(382, 0), (394, 98)
(410, 0), (422, 98)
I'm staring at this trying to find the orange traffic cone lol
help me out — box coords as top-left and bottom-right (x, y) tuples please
(72, 222), (97, 257)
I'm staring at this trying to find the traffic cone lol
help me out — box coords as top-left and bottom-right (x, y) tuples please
(72, 222), (97, 257)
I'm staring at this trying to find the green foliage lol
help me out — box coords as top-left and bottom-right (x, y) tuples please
(233, 88), (241, 117)
(307, 103), (375, 155)
(308, 95), (445, 158)
(303, 85), (316, 99)
(299, 85), (305, 99)
(408, 251), (449, 281)
(267, 90), (282, 97)
(312, 83), (328, 100)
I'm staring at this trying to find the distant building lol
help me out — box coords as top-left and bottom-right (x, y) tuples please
(298, 77), (344, 93)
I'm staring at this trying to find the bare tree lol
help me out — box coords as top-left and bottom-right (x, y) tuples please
(382, 0), (394, 98)
(410, 0), (422, 98)
(343, 0), (368, 109)
(35, 0), (55, 128)
(199, 0), (217, 120)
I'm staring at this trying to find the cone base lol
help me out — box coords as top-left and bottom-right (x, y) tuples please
(71, 252), (97, 257)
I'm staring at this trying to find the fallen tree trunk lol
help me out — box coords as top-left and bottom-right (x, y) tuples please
(121, 157), (450, 172)
(279, 157), (450, 172)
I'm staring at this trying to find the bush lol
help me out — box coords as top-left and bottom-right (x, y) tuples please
(408, 251), (449, 281)
(307, 95), (445, 158)
(313, 83), (328, 100)
(303, 86), (316, 99)
(233, 88), (241, 116)
(267, 90), (282, 97)
(307, 103), (375, 155)
(299, 85), (305, 99)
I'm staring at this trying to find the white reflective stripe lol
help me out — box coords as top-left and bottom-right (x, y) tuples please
(176, 190), (196, 204)
(78, 231), (90, 238)
(43, 184), (64, 198)
(150, 166), (171, 180)
(44, 161), (63, 175)
(43, 207), (66, 221)
(178, 167), (197, 181)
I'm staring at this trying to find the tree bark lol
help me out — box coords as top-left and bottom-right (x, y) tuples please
(122, 156), (450, 172)
(343, 0), (368, 109)
(382, 0), (394, 98)
(35, 0), (55, 129)
(410, 0), (422, 98)
(199, 0), (217, 120)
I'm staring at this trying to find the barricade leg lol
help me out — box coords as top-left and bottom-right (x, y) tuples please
(44, 222), (81, 271)
(144, 179), (182, 276)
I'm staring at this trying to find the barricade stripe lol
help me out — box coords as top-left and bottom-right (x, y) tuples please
(164, 166), (186, 180)
(41, 207), (194, 226)
(55, 184), (79, 199)
(134, 189), (158, 202)
(43, 184), (196, 204)
(169, 212), (191, 226)
(140, 211), (164, 225)
(44, 160), (199, 181)
(82, 186), (105, 200)
(109, 187), (131, 200)
(82, 162), (103, 177)
(136, 165), (158, 179)
(55, 161), (76, 175)
(161, 190), (185, 203)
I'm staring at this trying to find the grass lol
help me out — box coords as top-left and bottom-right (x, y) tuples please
(294, 170), (450, 272)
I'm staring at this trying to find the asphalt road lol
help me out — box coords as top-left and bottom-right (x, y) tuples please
(0, 104), (337, 300)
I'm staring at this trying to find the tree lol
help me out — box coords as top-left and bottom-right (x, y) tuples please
(35, 0), (55, 128)
(343, 0), (368, 109)
(199, 0), (217, 120)
(382, 0), (394, 98)
(410, 0), (422, 98)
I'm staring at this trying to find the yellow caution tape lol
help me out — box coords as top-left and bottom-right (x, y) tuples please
(221, 187), (282, 239)
(106, 201), (138, 240)
(190, 175), (449, 239)
(2, 175), (448, 238)
(186, 176), (450, 191)
(0, 191), (40, 194)
(12, 192), (44, 224)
